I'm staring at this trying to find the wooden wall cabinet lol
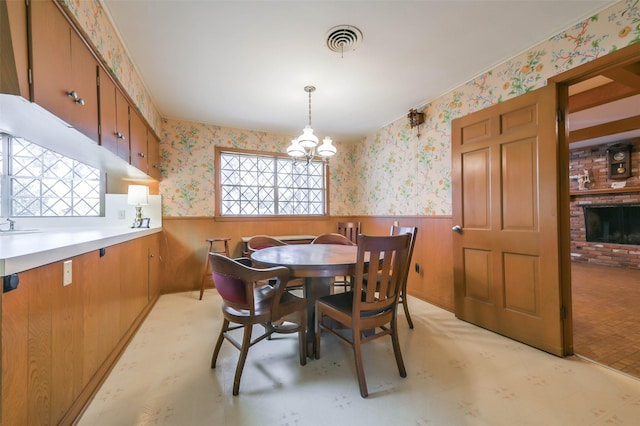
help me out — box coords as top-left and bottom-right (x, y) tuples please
(30, 0), (99, 142)
(98, 67), (130, 162)
(147, 132), (162, 180)
(3, 0), (162, 181)
(129, 109), (149, 173)
(1, 0), (30, 98)
(1, 234), (160, 424)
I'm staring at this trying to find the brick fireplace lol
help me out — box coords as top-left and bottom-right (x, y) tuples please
(570, 140), (640, 269)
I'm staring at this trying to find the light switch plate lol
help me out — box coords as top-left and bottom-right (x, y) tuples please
(63, 260), (72, 286)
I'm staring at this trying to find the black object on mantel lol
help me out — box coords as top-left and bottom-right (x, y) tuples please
(3, 273), (19, 293)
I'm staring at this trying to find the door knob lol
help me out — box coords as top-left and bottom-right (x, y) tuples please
(452, 225), (463, 234)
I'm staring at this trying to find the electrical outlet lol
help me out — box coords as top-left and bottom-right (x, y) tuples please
(63, 260), (72, 286)
(118, 209), (126, 220)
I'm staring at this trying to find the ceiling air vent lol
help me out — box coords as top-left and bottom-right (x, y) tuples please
(326, 25), (362, 56)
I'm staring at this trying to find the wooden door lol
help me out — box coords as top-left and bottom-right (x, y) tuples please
(452, 84), (567, 356)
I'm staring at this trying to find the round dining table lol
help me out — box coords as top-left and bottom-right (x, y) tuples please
(250, 243), (359, 356)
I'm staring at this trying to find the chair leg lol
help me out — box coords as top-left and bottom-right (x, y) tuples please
(298, 310), (307, 365)
(211, 318), (229, 368)
(401, 288), (414, 329)
(232, 324), (253, 396)
(352, 333), (368, 398)
(391, 318), (407, 378)
(314, 302), (322, 360)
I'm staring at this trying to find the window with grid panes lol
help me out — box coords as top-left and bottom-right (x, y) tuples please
(218, 148), (327, 216)
(0, 133), (102, 217)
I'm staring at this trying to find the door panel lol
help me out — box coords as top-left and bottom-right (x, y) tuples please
(502, 139), (537, 229)
(462, 149), (490, 229)
(463, 249), (492, 303)
(452, 84), (566, 356)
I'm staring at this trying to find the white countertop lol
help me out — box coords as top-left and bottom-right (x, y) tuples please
(0, 226), (162, 276)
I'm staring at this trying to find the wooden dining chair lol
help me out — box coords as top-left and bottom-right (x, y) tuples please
(209, 254), (307, 395)
(315, 233), (411, 398)
(311, 233), (356, 292)
(337, 221), (360, 244)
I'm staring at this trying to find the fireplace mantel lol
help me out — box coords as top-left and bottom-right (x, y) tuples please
(570, 186), (640, 196)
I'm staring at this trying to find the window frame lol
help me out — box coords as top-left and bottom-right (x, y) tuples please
(0, 133), (105, 218)
(215, 146), (330, 219)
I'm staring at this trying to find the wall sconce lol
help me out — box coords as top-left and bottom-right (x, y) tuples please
(127, 184), (149, 228)
(408, 108), (425, 138)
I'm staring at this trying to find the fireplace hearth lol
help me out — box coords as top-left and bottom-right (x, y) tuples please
(584, 204), (640, 245)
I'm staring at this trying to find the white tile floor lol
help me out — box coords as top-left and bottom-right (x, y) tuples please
(79, 290), (640, 425)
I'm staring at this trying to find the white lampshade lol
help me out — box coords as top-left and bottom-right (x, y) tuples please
(287, 139), (306, 157)
(317, 137), (337, 157)
(127, 185), (149, 206)
(297, 125), (319, 148)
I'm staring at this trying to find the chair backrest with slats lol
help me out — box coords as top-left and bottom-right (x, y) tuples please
(391, 225), (418, 286)
(352, 234), (410, 314)
(337, 221), (361, 244)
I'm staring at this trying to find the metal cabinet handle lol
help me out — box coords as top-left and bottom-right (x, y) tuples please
(138, 152), (146, 158)
(452, 225), (463, 234)
(114, 131), (126, 140)
(66, 90), (84, 105)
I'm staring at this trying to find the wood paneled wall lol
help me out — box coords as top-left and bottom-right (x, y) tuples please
(159, 215), (454, 311)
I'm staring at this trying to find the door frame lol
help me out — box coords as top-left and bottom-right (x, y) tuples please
(550, 42), (640, 355)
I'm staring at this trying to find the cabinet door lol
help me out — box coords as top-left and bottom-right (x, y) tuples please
(69, 31), (99, 141)
(120, 238), (149, 334)
(148, 233), (161, 299)
(130, 108), (148, 173)
(51, 258), (83, 425)
(28, 263), (58, 425)
(99, 67), (130, 161)
(148, 131), (161, 180)
(30, 0), (98, 141)
(2, 0), (30, 98)
(30, 0), (72, 122)
(2, 273), (30, 426)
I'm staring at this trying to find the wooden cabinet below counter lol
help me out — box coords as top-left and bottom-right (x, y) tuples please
(1, 234), (160, 425)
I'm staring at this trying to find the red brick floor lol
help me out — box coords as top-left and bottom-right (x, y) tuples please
(572, 262), (640, 378)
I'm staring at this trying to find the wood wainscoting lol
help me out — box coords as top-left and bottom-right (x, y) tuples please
(159, 215), (454, 311)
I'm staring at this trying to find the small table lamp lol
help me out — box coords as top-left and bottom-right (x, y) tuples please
(127, 184), (149, 227)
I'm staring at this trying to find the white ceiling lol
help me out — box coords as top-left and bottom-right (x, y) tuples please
(101, 0), (616, 141)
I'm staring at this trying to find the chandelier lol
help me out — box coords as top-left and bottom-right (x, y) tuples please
(287, 85), (336, 164)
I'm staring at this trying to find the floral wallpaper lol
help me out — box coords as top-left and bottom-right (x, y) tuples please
(64, 0), (640, 217)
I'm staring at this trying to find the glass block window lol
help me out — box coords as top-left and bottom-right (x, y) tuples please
(218, 148), (327, 216)
(1, 134), (102, 217)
